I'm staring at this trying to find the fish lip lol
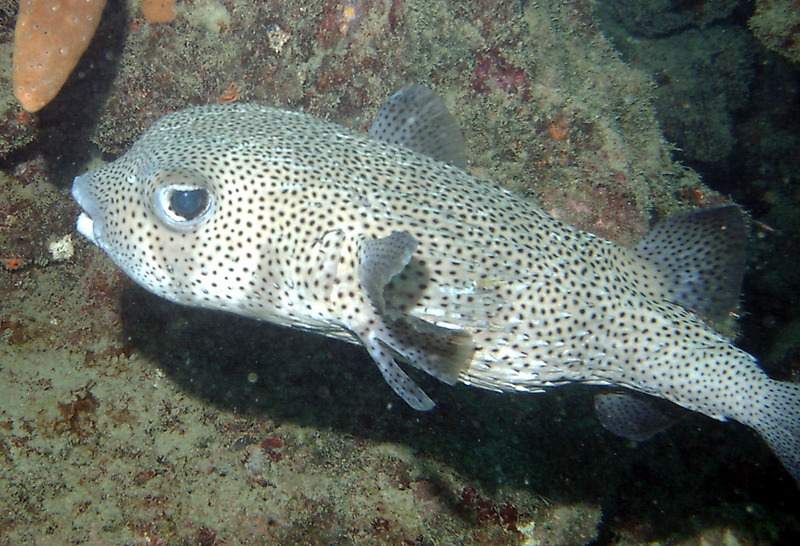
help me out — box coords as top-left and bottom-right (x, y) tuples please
(71, 172), (102, 246)
(76, 212), (97, 245)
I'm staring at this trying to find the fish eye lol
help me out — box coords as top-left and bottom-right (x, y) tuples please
(156, 185), (214, 228)
(171, 188), (209, 220)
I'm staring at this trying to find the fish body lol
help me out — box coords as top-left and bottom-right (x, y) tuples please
(72, 86), (799, 481)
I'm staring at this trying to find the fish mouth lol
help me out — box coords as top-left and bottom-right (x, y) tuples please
(71, 173), (101, 246)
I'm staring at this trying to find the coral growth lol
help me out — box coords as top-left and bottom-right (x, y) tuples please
(750, 0), (800, 64)
(472, 47), (531, 98)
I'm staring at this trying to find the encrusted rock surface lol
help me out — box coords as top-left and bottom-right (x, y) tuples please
(1, 1), (799, 544)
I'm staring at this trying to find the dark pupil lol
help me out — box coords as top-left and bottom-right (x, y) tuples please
(171, 189), (209, 220)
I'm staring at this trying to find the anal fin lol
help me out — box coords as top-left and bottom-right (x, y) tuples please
(594, 391), (684, 442)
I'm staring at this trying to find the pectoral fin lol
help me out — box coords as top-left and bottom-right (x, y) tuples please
(356, 231), (475, 409)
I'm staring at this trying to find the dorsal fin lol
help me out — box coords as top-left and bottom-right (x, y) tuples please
(369, 84), (467, 170)
(634, 206), (746, 323)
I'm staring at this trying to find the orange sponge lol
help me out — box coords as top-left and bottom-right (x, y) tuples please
(12, 0), (107, 113)
(142, 0), (177, 24)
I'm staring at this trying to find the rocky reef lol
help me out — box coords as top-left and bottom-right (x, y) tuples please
(1, 1), (799, 544)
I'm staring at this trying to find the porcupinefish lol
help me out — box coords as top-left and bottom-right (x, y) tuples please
(72, 85), (799, 482)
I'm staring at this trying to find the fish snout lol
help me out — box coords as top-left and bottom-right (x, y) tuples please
(71, 172), (103, 246)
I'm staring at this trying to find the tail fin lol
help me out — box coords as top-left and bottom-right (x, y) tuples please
(750, 380), (800, 483)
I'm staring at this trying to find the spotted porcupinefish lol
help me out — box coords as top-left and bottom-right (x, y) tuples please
(72, 85), (799, 482)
